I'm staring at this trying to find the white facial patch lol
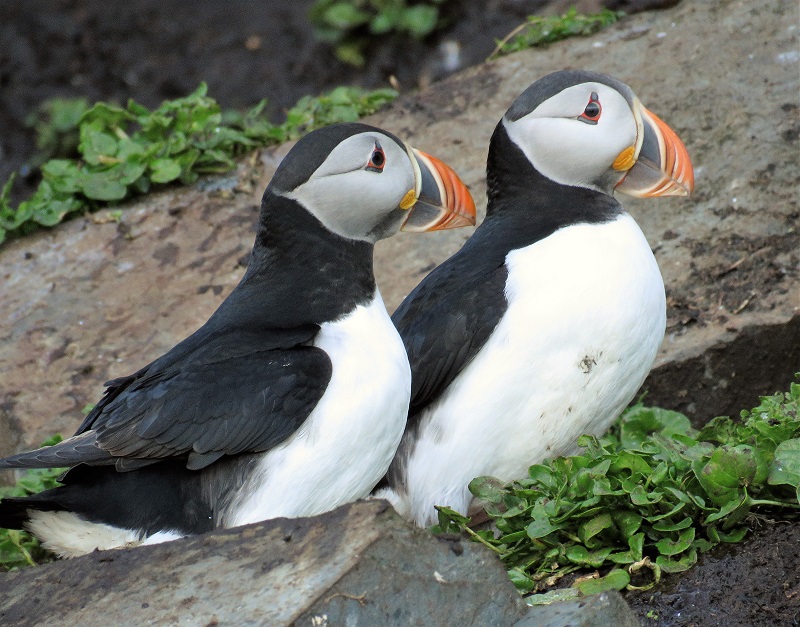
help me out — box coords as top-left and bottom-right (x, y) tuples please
(283, 132), (416, 242)
(504, 82), (638, 192)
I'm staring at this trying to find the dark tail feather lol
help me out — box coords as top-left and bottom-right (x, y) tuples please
(1, 462), (214, 537)
(0, 492), (66, 530)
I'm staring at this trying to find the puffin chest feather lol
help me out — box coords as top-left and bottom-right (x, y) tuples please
(226, 290), (411, 526)
(407, 213), (665, 510)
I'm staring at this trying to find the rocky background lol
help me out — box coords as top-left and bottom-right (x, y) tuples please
(1, 0), (798, 624)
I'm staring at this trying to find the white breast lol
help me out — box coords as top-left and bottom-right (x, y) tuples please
(227, 290), (411, 526)
(396, 213), (665, 526)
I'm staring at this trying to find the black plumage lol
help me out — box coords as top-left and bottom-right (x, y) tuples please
(0, 122), (477, 549)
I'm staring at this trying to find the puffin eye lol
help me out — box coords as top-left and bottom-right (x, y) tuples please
(578, 92), (602, 125)
(366, 143), (386, 172)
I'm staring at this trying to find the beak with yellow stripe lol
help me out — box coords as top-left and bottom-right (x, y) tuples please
(399, 147), (477, 232)
(614, 102), (694, 198)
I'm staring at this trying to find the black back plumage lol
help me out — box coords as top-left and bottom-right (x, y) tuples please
(393, 120), (623, 425)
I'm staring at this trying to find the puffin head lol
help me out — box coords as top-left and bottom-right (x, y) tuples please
(501, 70), (694, 197)
(269, 122), (476, 243)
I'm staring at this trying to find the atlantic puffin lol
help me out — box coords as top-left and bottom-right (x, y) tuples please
(374, 70), (694, 527)
(0, 122), (476, 556)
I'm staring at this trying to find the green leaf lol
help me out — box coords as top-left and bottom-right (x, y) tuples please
(704, 494), (750, 525)
(652, 517), (692, 532)
(492, 8), (623, 58)
(323, 2), (371, 29)
(469, 476), (506, 503)
(33, 197), (84, 226)
(655, 527), (695, 556)
(627, 532), (645, 561)
(714, 526), (749, 543)
(507, 568), (535, 593)
(526, 587), (580, 606)
(432, 505), (470, 534)
(41, 160), (83, 194)
(149, 158), (183, 184)
(398, 5), (439, 38)
(83, 101), (132, 125)
(81, 172), (128, 201)
(574, 569), (630, 595)
(578, 513), (613, 546)
(609, 450), (652, 476)
(370, 10), (398, 34)
(630, 484), (662, 506)
(619, 405), (693, 450)
(566, 545), (613, 567)
(695, 445), (757, 506)
(79, 127), (120, 165)
(768, 438), (800, 491)
(118, 161), (147, 186)
(655, 548), (698, 573)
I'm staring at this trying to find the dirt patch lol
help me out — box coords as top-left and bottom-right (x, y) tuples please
(667, 231), (800, 328)
(644, 315), (800, 426)
(625, 516), (800, 626)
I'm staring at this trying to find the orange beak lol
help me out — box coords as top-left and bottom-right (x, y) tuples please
(400, 148), (477, 232)
(615, 106), (694, 198)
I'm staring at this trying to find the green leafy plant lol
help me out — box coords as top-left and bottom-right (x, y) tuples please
(309, 0), (447, 65)
(435, 379), (800, 599)
(0, 85), (397, 247)
(25, 97), (90, 168)
(0, 435), (65, 570)
(490, 7), (623, 59)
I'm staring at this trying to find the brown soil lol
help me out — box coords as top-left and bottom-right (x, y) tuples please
(625, 516), (800, 627)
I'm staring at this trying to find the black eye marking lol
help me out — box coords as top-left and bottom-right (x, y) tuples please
(578, 91), (602, 125)
(366, 142), (386, 172)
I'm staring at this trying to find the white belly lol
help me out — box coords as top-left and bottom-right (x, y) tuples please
(228, 290), (411, 526)
(397, 214), (665, 526)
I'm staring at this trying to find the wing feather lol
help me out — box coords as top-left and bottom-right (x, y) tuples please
(393, 251), (509, 416)
(0, 326), (331, 471)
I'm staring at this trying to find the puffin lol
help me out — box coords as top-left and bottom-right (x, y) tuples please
(374, 70), (694, 527)
(0, 122), (476, 557)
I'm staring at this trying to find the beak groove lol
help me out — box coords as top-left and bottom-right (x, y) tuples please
(616, 106), (695, 198)
(401, 148), (476, 232)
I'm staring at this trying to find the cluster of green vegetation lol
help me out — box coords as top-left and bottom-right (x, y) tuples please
(0, 436), (64, 570)
(1, 6), (626, 248)
(489, 8), (623, 59)
(435, 379), (800, 601)
(309, 0), (447, 66)
(0, 85), (398, 247)
(308, 3), (623, 66)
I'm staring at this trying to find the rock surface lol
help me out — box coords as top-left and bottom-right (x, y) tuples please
(0, 500), (643, 626)
(0, 501), (527, 626)
(2, 0), (797, 459)
(517, 591), (641, 627)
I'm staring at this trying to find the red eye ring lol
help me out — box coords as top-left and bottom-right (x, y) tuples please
(578, 92), (602, 125)
(366, 143), (386, 172)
